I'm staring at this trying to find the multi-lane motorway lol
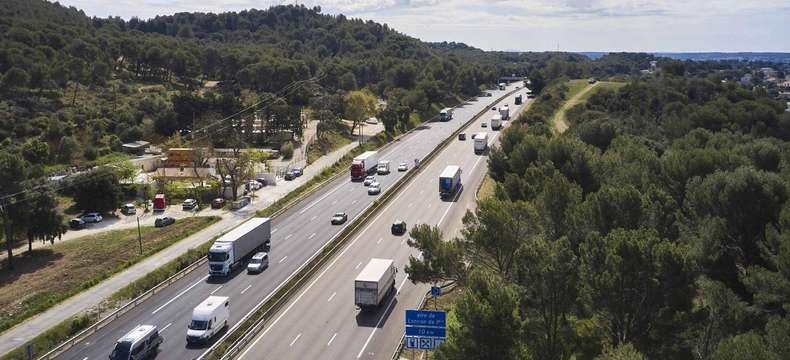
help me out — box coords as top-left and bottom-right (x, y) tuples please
(235, 90), (529, 360)
(57, 83), (522, 360)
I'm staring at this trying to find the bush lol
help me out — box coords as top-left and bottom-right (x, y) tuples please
(280, 141), (294, 159)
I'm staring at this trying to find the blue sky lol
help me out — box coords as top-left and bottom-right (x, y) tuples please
(56, 0), (790, 52)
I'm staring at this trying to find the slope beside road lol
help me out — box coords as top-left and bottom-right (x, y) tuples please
(43, 84), (522, 360)
(236, 89), (531, 360)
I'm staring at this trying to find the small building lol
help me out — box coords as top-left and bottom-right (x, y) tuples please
(122, 141), (151, 155)
(740, 73), (753, 86)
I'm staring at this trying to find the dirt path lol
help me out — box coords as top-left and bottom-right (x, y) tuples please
(553, 82), (600, 134)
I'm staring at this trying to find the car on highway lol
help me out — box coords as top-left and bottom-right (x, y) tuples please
(486, 92), (493, 97)
(363, 176), (376, 186)
(458, 133), (466, 140)
(121, 203), (136, 215)
(182, 199), (198, 211)
(331, 212), (348, 225)
(391, 220), (407, 235)
(398, 162), (408, 171)
(247, 252), (269, 273)
(69, 218), (86, 230)
(80, 212), (103, 223)
(155, 217), (176, 228)
(211, 198), (226, 209)
(491, 106), (497, 111)
(110, 325), (162, 360)
(368, 182), (381, 195)
(481, 121), (488, 128)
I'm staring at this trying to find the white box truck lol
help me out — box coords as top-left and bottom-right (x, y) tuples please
(491, 114), (502, 130)
(498, 82), (507, 90)
(355, 258), (397, 311)
(186, 296), (229, 345)
(439, 165), (462, 200)
(208, 217), (271, 276)
(499, 104), (510, 120)
(474, 132), (489, 154)
(377, 160), (391, 175)
(439, 108), (454, 121)
(351, 151), (379, 181)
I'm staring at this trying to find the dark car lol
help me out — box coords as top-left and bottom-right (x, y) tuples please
(458, 133), (466, 140)
(391, 220), (407, 235)
(211, 198), (226, 209)
(69, 218), (86, 230)
(155, 217), (176, 228)
(284, 170), (296, 181)
(255, 178), (267, 186)
(331, 212), (348, 225)
(292, 167), (303, 177)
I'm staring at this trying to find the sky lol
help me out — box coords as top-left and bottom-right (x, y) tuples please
(55, 0), (790, 52)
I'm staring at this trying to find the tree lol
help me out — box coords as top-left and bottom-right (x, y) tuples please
(25, 187), (63, 251)
(1, 67), (30, 90)
(405, 224), (466, 285)
(71, 168), (122, 213)
(21, 138), (50, 165)
(712, 333), (772, 360)
(343, 90), (377, 135)
(595, 343), (647, 360)
(0, 151), (29, 270)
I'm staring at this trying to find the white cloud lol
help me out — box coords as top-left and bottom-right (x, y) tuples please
(55, 0), (790, 52)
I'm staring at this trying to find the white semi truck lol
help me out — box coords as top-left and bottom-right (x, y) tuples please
(439, 108), (454, 121)
(474, 132), (489, 154)
(491, 114), (502, 130)
(499, 104), (510, 120)
(208, 217), (271, 276)
(351, 151), (380, 181)
(439, 165), (462, 200)
(355, 258), (397, 311)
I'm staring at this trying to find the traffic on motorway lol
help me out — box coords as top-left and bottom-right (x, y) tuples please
(232, 87), (529, 360)
(57, 83), (523, 360)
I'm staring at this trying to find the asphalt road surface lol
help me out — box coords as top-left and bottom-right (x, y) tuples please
(56, 84), (522, 360)
(235, 90), (529, 360)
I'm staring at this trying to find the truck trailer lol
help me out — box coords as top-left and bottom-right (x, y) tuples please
(208, 217), (271, 276)
(153, 194), (166, 212)
(439, 108), (454, 121)
(351, 151), (380, 181)
(474, 132), (489, 154)
(491, 114), (503, 130)
(439, 165), (462, 200)
(355, 258), (397, 311)
(499, 104), (510, 120)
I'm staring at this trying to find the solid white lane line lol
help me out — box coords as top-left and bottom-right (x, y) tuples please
(308, 233), (316, 239)
(356, 277), (409, 358)
(285, 234), (293, 240)
(161, 322), (173, 332)
(327, 332), (338, 347)
(152, 275), (209, 314)
(82, 357), (88, 360)
(210, 285), (223, 295)
(327, 292), (336, 302)
(241, 285), (253, 295)
(355, 262), (362, 270)
(289, 333), (302, 347)
(299, 183), (345, 215)
(279, 256), (288, 264)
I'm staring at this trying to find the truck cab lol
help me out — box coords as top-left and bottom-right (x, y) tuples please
(186, 296), (229, 345)
(377, 160), (391, 175)
(208, 243), (234, 276)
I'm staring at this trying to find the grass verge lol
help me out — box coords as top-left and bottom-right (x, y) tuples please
(477, 175), (496, 200)
(306, 130), (353, 165)
(0, 217), (219, 348)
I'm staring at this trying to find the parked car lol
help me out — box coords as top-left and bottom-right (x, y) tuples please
(155, 217), (176, 227)
(121, 204), (136, 215)
(231, 196), (252, 210)
(211, 198), (226, 209)
(69, 218), (86, 229)
(398, 162), (408, 172)
(247, 180), (262, 191)
(292, 167), (303, 177)
(331, 212), (348, 225)
(366, 117), (379, 125)
(247, 252), (269, 273)
(363, 176), (376, 186)
(182, 199), (198, 211)
(486, 92), (493, 97)
(284, 170), (296, 181)
(458, 133), (466, 141)
(80, 212), (103, 223)
(588, 78), (597, 84)
(368, 182), (381, 195)
(255, 178), (267, 186)
(391, 220), (407, 235)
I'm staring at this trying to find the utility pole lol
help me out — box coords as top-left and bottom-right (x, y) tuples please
(137, 216), (143, 255)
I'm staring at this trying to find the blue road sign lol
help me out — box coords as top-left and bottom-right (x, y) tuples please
(405, 310), (446, 327)
(406, 336), (419, 349)
(431, 286), (441, 296)
(406, 326), (447, 338)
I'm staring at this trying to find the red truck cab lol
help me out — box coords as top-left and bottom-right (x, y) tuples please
(153, 194), (167, 212)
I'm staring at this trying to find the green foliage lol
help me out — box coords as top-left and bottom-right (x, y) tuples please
(70, 168), (122, 213)
(405, 224), (466, 284)
(279, 141), (294, 160)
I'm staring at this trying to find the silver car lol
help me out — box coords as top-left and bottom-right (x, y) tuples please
(247, 252), (269, 273)
(368, 182), (381, 195)
(363, 176), (376, 186)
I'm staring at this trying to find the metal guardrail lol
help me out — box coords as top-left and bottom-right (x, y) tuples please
(211, 87), (523, 360)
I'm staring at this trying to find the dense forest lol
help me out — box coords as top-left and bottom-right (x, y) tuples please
(406, 70), (790, 359)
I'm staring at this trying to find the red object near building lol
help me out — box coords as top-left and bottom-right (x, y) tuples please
(153, 194), (167, 211)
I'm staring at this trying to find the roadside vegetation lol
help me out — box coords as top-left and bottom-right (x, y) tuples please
(0, 216), (219, 333)
(405, 64), (790, 359)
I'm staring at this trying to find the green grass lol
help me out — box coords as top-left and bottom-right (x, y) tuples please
(550, 80), (625, 134)
(0, 216), (220, 335)
(477, 175), (496, 200)
(577, 81), (626, 103)
(306, 130), (353, 165)
(565, 79), (591, 101)
(0, 314), (96, 360)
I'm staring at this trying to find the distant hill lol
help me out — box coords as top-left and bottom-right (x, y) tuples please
(579, 51), (790, 63)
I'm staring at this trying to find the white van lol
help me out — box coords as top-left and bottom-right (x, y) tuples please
(110, 325), (162, 360)
(186, 296), (229, 345)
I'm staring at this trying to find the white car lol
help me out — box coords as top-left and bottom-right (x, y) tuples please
(397, 162), (408, 171)
(80, 212), (103, 223)
(247, 252), (269, 273)
(363, 176), (376, 186)
(368, 182), (381, 195)
(366, 117), (379, 125)
(248, 180), (262, 191)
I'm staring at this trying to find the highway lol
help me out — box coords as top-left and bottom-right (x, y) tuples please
(235, 89), (529, 360)
(55, 83), (522, 360)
